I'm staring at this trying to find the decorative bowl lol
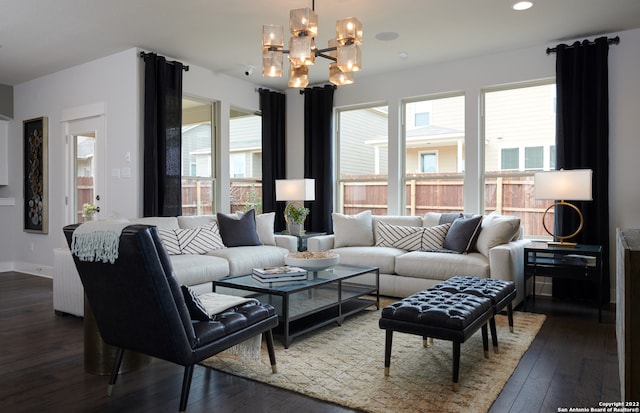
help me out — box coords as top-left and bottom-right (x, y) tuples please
(284, 252), (340, 271)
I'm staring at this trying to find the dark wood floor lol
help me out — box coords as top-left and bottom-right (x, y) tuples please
(0, 272), (620, 413)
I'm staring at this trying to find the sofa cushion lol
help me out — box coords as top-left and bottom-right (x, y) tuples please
(331, 246), (404, 274)
(423, 212), (442, 228)
(169, 254), (230, 286)
(175, 223), (225, 254)
(177, 215), (216, 229)
(375, 222), (424, 251)
(475, 211), (521, 257)
(131, 216), (180, 230)
(443, 215), (483, 253)
(157, 228), (182, 255)
(421, 223), (452, 250)
(395, 251), (490, 281)
(207, 245), (288, 276)
(217, 209), (261, 247)
(181, 285), (212, 321)
(333, 210), (374, 247)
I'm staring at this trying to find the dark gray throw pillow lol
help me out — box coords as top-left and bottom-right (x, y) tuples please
(181, 285), (211, 321)
(442, 215), (483, 254)
(216, 208), (262, 247)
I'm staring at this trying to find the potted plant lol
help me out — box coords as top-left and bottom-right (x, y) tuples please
(285, 203), (310, 235)
(82, 203), (99, 221)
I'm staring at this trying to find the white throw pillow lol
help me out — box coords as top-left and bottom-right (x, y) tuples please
(475, 211), (521, 257)
(332, 210), (374, 247)
(375, 222), (424, 251)
(256, 212), (276, 246)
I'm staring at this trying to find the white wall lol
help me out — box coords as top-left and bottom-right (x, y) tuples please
(0, 47), (260, 276)
(0, 49), (141, 275)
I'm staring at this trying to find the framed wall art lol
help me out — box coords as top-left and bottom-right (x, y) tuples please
(23, 116), (48, 234)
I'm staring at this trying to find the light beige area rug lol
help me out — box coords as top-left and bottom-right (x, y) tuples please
(202, 309), (546, 413)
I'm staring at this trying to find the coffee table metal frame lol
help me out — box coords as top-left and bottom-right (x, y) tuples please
(213, 264), (379, 348)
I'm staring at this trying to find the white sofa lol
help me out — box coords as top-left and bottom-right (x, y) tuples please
(53, 212), (297, 317)
(307, 211), (530, 307)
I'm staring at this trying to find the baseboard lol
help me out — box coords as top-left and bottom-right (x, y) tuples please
(8, 261), (53, 278)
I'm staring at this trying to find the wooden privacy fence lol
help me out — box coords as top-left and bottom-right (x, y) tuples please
(341, 175), (552, 238)
(185, 175), (552, 237)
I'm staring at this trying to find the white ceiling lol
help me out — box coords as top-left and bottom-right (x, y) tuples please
(2, 0), (640, 90)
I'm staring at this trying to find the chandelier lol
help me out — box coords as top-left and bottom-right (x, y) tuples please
(261, 1), (362, 87)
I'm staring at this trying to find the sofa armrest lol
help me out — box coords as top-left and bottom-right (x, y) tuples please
(274, 234), (298, 252)
(488, 238), (531, 308)
(307, 235), (335, 252)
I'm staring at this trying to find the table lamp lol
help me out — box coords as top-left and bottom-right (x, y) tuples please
(275, 179), (315, 235)
(534, 169), (593, 247)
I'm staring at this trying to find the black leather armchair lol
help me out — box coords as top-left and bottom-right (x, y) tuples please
(63, 224), (278, 412)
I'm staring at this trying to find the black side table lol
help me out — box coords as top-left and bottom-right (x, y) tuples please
(276, 231), (327, 251)
(524, 242), (603, 322)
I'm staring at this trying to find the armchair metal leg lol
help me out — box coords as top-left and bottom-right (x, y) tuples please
(179, 365), (195, 413)
(107, 347), (125, 397)
(265, 330), (277, 373)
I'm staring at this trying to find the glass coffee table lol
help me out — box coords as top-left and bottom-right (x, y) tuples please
(213, 264), (379, 348)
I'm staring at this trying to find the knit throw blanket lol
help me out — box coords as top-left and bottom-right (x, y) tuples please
(199, 293), (263, 360)
(71, 220), (130, 264)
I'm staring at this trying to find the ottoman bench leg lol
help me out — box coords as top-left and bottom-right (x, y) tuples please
(452, 341), (461, 391)
(489, 317), (499, 353)
(384, 330), (393, 376)
(453, 323), (489, 392)
(507, 302), (514, 333)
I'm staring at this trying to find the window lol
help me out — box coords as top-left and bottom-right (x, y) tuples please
(181, 97), (215, 216)
(336, 105), (389, 214)
(501, 148), (519, 170)
(524, 146), (543, 169)
(483, 81), (556, 238)
(403, 94), (465, 216)
(229, 108), (262, 213)
(419, 151), (437, 173)
(415, 112), (430, 127)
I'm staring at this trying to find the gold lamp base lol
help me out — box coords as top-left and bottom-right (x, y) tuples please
(541, 200), (584, 248)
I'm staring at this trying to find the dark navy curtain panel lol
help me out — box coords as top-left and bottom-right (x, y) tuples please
(260, 89), (287, 232)
(304, 85), (335, 234)
(554, 36), (612, 303)
(142, 52), (185, 217)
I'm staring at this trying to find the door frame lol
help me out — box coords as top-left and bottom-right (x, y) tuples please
(61, 103), (106, 225)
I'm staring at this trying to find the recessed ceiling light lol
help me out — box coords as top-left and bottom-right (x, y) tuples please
(375, 32), (399, 41)
(513, 1), (533, 11)
(399, 51), (409, 59)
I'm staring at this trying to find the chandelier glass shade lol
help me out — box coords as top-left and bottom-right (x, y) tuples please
(262, 2), (362, 87)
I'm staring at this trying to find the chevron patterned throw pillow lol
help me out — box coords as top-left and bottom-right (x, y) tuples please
(176, 223), (225, 254)
(375, 222), (425, 251)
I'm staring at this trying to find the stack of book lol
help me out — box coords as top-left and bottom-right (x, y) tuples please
(252, 266), (308, 283)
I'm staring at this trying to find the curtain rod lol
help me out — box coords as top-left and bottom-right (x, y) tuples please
(139, 51), (189, 71)
(546, 36), (619, 55)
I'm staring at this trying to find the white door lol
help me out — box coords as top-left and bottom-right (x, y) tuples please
(63, 115), (106, 225)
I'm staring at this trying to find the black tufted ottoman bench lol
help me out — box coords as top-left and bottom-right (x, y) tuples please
(379, 290), (493, 391)
(430, 276), (516, 354)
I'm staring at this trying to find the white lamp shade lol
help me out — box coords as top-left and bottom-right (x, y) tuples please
(534, 169), (593, 201)
(275, 179), (315, 201)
